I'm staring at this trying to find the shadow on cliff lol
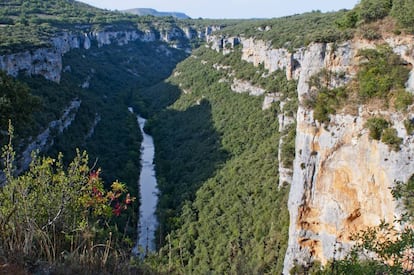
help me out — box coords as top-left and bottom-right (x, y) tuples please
(142, 88), (229, 246)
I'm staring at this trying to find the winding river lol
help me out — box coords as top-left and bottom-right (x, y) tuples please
(130, 108), (159, 255)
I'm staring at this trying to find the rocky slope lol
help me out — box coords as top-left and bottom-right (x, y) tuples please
(209, 34), (414, 273)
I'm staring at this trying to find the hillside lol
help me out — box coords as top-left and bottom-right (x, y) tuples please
(123, 8), (190, 19)
(1, 0), (414, 274)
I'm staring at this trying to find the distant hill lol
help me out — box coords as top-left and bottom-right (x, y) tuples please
(123, 8), (190, 19)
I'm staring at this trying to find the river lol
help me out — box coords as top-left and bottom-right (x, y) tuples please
(130, 108), (158, 255)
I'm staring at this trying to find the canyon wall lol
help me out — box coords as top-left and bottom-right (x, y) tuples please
(3, 19), (414, 273)
(210, 34), (414, 273)
(0, 25), (221, 83)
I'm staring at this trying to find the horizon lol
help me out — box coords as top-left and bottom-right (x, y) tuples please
(78, 0), (360, 19)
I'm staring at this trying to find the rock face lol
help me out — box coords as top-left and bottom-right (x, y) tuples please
(18, 99), (82, 172)
(0, 24), (222, 83)
(211, 35), (414, 273)
(0, 30), (153, 82)
(282, 37), (414, 273)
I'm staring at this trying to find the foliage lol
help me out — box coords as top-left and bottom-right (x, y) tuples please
(381, 127), (403, 151)
(136, 46), (290, 273)
(305, 69), (348, 123)
(0, 127), (135, 272)
(365, 117), (389, 140)
(357, 46), (410, 100)
(315, 221), (414, 274)
(392, 175), (414, 219)
(0, 0), (241, 54)
(364, 117), (402, 150)
(218, 11), (354, 50)
(391, 0), (414, 31)
(0, 72), (40, 136)
(393, 89), (413, 111)
(281, 123), (296, 169)
(404, 119), (414, 135)
(335, 9), (360, 29)
(359, 0), (393, 23)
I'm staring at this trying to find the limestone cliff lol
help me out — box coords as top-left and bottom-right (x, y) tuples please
(0, 24), (221, 83)
(210, 34), (414, 273)
(18, 99), (81, 173)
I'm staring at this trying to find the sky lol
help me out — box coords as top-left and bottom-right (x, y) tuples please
(78, 0), (360, 19)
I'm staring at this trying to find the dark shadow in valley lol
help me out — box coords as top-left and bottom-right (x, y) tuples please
(143, 92), (229, 247)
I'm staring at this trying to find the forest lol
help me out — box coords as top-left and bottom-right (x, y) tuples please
(1, 0), (414, 274)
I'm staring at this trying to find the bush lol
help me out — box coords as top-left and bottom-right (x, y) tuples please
(365, 117), (389, 140)
(0, 127), (135, 272)
(359, 0), (392, 22)
(393, 89), (413, 110)
(404, 119), (414, 135)
(357, 46), (410, 100)
(306, 69), (348, 123)
(335, 9), (359, 29)
(391, 0), (414, 31)
(381, 127), (403, 151)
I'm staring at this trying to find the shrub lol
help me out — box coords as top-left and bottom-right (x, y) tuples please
(335, 9), (359, 29)
(359, 0), (393, 22)
(357, 46), (410, 100)
(365, 117), (389, 140)
(306, 70), (348, 124)
(393, 89), (413, 110)
(0, 125), (135, 272)
(381, 127), (402, 151)
(404, 119), (414, 135)
(391, 0), (414, 31)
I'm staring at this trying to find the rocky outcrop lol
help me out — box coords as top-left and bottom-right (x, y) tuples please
(282, 39), (414, 273)
(0, 24), (223, 83)
(0, 30), (154, 82)
(18, 99), (81, 172)
(212, 35), (414, 273)
(230, 78), (266, 96)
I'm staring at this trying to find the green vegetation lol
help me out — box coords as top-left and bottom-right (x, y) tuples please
(134, 45), (289, 273)
(357, 46), (410, 100)
(0, 72), (40, 137)
(281, 123), (296, 169)
(305, 69), (348, 123)
(404, 119), (414, 135)
(2, 0), (414, 273)
(364, 116), (403, 151)
(392, 0), (414, 31)
(359, 0), (393, 23)
(305, 45), (411, 124)
(0, 0), (243, 54)
(219, 11), (354, 49)
(393, 175), (414, 218)
(365, 117), (389, 140)
(0, 125), (135, 273)
(381, 127), (403, 151)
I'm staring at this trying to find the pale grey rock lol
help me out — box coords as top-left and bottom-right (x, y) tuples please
(262, 93), (280, 110)
(230, 78), (266, 96)
(19, 99), (81, 172)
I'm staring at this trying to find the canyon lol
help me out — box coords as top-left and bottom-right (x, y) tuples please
(2, 16), (414, 273)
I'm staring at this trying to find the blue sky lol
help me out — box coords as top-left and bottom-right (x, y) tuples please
(79, 0), (360, 19)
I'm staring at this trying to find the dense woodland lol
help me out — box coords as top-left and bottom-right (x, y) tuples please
(0, 0), (414, 274)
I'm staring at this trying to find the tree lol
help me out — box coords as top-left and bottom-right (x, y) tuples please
(0, 71), (40, 134)
(391, 0), (414, 31)
(359, 0), (393, 22)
